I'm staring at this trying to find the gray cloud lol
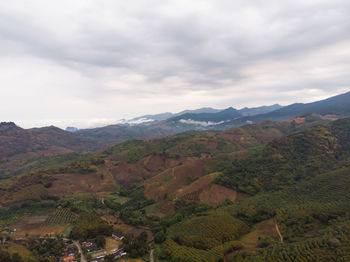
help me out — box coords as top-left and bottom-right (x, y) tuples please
(0, 0), (349, 128)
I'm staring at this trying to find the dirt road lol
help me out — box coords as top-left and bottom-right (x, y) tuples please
(73, 240), (86, 262)
(150, 248), (154, 262)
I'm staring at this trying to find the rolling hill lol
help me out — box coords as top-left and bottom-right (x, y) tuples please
(0, 115), (323, 207)
(1, 116), (350, 262)
(0, 122), (98, 179)
(1, 93), (350, 262)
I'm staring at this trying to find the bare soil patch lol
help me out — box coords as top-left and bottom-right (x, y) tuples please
(112, 220), (153, 242)
(112, 163), (150, 185)
(139, 154), (167, 173)
(225, 218), (277, 261)
(177, 173), (237, 204)
(240, 218), (277, 250)
(144, 159), (203, 201)
(48, 173), (102, 196)
(105, 237), (122, 254)
(11, 216), (66, 237)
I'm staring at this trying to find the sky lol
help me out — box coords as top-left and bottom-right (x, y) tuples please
(1, 0), (350, 129)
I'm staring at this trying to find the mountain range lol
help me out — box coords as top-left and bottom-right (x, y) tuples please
(1, 92), (349, 180)
(1, 91), (350, 261)
(74, 91), (350, 143)
(123, 104), (282, 125)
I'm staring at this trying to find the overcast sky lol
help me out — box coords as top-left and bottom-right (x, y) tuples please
(1, 0), (350, 128)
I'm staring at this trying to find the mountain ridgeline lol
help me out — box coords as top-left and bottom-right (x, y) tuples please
(1, 92), (350, 262)
(1, 92), (349, 180)
(74, 91), (350, 144)
(218, 91), (350, 128)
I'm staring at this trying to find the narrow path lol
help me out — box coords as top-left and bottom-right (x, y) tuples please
(150, 248), (154, 262)
(275, 221), (284, 243)
(73, 240), (86, 262)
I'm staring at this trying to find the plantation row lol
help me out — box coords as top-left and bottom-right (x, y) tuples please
(162, 239), (242, 262)
(43, 209), (77, 226)
(169, 213), (249, 250)
(232, 234), (350, 262)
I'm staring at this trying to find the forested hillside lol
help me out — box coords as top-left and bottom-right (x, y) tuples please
(1, 116), (350, 262)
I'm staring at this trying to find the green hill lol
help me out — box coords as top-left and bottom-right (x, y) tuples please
(215, 118), (350, 194)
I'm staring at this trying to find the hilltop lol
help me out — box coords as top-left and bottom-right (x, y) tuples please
(0, 123), (98, 179)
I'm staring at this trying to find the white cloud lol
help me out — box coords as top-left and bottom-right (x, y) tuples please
(179, 119), (225, 126)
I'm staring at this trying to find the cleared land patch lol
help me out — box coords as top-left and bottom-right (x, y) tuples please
(240, 218), (278, 250)
(48, 173), (103, 196)
(178, 172), (237, 204)
(11, 215), (67, 237)
(0, 242), (31, 258)
(144, 159), (203, 200)
(105, 237), (122, 254)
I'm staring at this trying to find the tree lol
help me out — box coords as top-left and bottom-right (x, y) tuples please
(11, 253), (22, 262)
(154, 231), (166, 244)
(95, 235), (106, 248)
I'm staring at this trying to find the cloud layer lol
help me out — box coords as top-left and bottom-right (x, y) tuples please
(1, 0), (349, 128)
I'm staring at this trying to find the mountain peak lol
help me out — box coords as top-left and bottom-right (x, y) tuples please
(222, 107), (238, 112)
(0, 122), (20, 129)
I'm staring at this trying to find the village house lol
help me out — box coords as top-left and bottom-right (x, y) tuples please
(112, 231), (124, 241)
(62, 255), (76, 262)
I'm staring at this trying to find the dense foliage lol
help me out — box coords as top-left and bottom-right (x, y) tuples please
(169, 214), (249, 250)
(70, 213), (113, 240)
(215, 118), (350, 194)
(122, 232), (149, 257)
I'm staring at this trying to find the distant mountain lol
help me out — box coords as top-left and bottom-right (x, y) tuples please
(169, 105), (284, 127)
(74, 107), (227, 144)
(176, 107), (221, 116)
(65, 126), (78, 132)
(126, 107), (220, 125)
(75, 92), (350, 145)
(75, 108), (241, 145)
(170, 107), (241, 124)
(75, 123), (170, 145)
(221, 91), (350, 128)
(124, 106), (281, 126)
(239, 104), (283, 116)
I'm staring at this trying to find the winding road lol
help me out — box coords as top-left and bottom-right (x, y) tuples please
(73, 240), (86, 262)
